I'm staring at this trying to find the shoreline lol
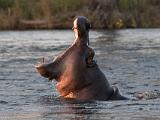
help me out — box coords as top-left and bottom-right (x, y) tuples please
(0, 27), (159, 31)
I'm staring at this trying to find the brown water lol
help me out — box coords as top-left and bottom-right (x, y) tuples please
(0, 29), (160, 120)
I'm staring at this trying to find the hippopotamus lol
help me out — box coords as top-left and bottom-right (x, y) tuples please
(35, 16), (128, 101)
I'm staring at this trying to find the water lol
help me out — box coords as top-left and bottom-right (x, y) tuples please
(0, 29), (160, 120)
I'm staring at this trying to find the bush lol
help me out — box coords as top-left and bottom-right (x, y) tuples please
(0, 0), (14, 9)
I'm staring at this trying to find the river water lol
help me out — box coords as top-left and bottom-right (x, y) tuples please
(0, 29), (160, 120)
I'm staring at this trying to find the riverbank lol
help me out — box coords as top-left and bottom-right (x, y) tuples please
(0, 0), (159, 30)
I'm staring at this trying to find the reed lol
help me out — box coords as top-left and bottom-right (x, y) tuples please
(0, 0), (159, 29)
(117, 0), (146, 11)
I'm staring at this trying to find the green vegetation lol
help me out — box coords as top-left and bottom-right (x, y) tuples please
(0, 0), (13, 9)
(0, 0), (159, 30)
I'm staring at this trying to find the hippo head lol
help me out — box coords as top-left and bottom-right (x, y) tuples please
(72, 16), (91, 45)
(35, 16), (91, 81)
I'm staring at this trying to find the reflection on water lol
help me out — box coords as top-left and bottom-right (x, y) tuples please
(0, 29), (160, 120)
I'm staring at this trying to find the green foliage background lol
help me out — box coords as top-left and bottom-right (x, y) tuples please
(0, 0), (159, 29)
